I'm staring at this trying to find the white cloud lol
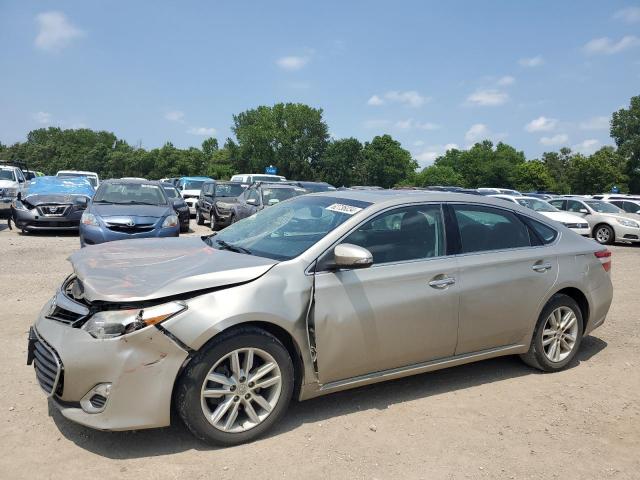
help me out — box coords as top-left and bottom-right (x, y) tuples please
(465, 123), (490, 142)
(276, 56), (310, 71)
(33, 111), (52, 124)
(583, 35), (640, 55)
(413, 140), (425, 147)
(367, 90), (429, 108)
(35, 11), (84, 52)
(579, 116), (609, 130)
(367, 95), (384, 106)
(187, 127), (217, 136)
(497, 75), (515, 86)
(394, 119), (439, 130)
(466, 89), (509, 106)
(539, 133), (569, 146)
(573, 139), (600, 154)
(164, 111), (185, 122)
(613, 7), (640, 23)
(525, 116), (558, 132)
(518, 56), (544, 67)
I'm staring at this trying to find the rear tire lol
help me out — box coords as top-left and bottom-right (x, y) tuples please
(175, 327), (294, 446)
(520, 294), (583, 372)
(195, 209), (204, 225)
(593, 224), (614, 245)
(180, 221), (189, 233)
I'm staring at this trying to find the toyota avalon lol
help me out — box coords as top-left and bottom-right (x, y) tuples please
(28, 191), (613, 445)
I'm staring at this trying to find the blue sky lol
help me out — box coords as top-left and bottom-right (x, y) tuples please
(1, 1), (639, 167)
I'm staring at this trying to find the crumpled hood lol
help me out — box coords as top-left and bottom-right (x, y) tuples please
(23, 193), (89, 206)
(69, 236), (278, 302)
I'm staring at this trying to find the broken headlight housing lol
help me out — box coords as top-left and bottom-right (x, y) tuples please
(81, 301), (187, 339)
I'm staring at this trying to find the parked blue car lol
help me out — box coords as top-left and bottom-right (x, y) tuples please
(79, 179), (179, 247)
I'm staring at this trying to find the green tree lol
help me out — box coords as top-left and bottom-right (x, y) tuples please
(416, 164), (464, 187)
(314, 137), (363, 187)
(201, 137), (219, 157)
(567, 149), (627, 194)
(231, 103), (329, 179)
(361, 134), (417, 188)
(514, 160), (555, 192)
(611, 95), (640, 192)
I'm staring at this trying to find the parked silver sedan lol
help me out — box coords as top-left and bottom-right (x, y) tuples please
(28, 191), (613, 445)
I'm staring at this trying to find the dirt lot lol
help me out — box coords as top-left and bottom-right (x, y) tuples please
(0, 222), (638, 480)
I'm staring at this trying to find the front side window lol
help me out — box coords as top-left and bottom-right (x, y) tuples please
(454, 205), (530, 253)
(549, 199), (565, 210)
(247, 188), (259, 204)
(261, 187), (304, 206)
(566, 200), (587, 213)
(623, 202), (640, 213)
(163, 187), (179, 199)
(207, 196), (371, 260)
(343, 204), (445, 264)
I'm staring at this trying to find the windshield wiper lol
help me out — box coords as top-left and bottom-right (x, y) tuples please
(215, 239), (252, 255)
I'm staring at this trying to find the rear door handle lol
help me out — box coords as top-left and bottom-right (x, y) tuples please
(532, 263), (552, 272)
(429, 277), (456, 288)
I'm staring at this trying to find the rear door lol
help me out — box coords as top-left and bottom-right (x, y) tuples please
(312, 203), (459, 384)
(451, 204), (558, 354)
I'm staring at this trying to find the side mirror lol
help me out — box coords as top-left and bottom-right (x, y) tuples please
(247, 198), (257, 205)
(579, 208), (589, 214)
(333, 243), (373, 269)
(74, 196), (89, 208)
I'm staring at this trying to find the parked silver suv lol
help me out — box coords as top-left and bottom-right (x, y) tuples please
(28, 192), (613, 445)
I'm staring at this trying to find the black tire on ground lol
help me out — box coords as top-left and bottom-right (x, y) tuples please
(180, 221), (189, 233)
(195, 209), (204, 225)
(593, 224), (614, 245)
(175, 326), (294, 446)
(520, 293), (584, 372)
(210, 215), (216, 231)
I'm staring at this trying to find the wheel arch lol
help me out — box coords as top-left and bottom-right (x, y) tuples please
(551, 287), (590, 332)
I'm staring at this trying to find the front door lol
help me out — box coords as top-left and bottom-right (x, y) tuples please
(313, 204), (459, 385)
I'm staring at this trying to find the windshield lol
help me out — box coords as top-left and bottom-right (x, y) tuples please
(261, 187), (304, 205)
(585, 200), (623, 214)
(216, 183), (245, 197)
(163, 186), (179, 199)
(57, 172), (98, 187)
(182, 180), (206, 190)
(94, 183), (167, 205)
(206, 196), (372, 260)
(516, 198), (557, 212)
(0, 169), (16, 181)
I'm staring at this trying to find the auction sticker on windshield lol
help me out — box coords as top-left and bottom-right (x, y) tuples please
(326, 203), (363, 215)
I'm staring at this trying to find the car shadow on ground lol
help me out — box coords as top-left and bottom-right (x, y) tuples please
(49, 335), (607, 459)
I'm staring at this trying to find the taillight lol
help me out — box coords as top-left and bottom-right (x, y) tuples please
(595, 249), (612, 272)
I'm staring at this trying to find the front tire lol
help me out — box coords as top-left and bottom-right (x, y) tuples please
(195, 209), (204, 225)
(594, 224), (614, 245)
(520, 294), (583, 372)
(175, 327), (294, 446)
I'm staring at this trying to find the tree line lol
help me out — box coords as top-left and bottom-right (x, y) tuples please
(1, 95), (638, 193)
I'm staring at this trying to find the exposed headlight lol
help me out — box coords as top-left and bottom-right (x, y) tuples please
(81, 301), (187, 339)
(81, 212), (100, 226)
(162, 214), (178, 228)
(616, 218), (639, 228)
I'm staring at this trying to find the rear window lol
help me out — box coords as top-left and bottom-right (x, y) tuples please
(454, 205), (531, 253)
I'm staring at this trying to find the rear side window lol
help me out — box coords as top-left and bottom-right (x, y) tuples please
(523, 218), (558, 245)
(549, 199), (565, 210)
(453, 205), (531, 253)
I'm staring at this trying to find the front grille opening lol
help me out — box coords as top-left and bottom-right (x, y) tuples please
(89, 394), (107, 409)
(33, 337), (63, 397)
(106, 224), (155, 233)
(47, 306), (84, 325)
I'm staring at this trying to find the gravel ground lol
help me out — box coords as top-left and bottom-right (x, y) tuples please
(0, 222), (638, 480)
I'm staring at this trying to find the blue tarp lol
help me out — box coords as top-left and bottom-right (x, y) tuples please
(25, 176), (95, 197)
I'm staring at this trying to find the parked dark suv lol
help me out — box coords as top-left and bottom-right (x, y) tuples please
(194, 181), (246, 230)
(231, 182), (306, 222)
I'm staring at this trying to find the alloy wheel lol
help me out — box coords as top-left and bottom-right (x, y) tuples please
(200, 347), (282, 433)
(541, 306), (579, 363)
(595, 226), (611, 244)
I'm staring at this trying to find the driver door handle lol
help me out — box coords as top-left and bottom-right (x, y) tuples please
(429, 277), (456, 289)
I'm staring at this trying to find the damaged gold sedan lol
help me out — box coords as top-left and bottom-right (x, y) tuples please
(28, 191), (613, 445)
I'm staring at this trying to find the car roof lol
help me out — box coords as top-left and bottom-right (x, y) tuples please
(180, 176), (211, 180)
(57, 170), (98, 175)
(103, 178), (162, 185)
